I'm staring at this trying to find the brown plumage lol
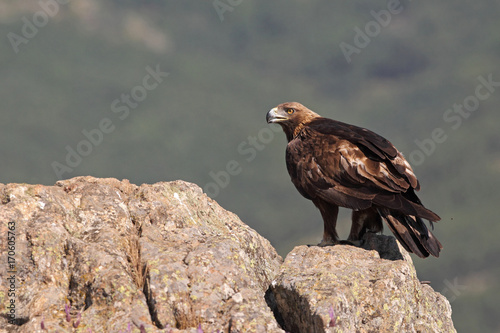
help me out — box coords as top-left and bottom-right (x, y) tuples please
(266, 102), (442, 258)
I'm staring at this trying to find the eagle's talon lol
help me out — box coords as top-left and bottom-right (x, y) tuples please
(317, 239), (363, 247)
(317, 239), (337, 247)
(339, 240), (362, 247)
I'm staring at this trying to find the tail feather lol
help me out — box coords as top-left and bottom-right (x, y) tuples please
(374, 192), (441, 222)
(378, 208), (442, 258)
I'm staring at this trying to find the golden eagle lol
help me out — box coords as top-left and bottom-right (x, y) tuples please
(266, 102), (442, 258)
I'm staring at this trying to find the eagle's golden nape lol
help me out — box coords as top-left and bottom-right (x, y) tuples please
(267, 102), (442, 258)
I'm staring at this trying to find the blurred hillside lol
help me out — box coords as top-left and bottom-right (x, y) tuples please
(1, 1), (499, 331)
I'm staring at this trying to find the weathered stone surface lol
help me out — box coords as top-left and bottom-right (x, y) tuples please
(0, 177), (455, 333)
(0, 176), (283, 332)
(268, 233), (456, 333)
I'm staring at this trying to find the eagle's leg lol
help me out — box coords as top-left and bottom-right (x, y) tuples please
(348, 207), (383, 245)
(313, 199), (339, 246)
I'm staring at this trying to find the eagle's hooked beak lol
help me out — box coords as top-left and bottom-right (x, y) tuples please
(266, 107), (287, 123)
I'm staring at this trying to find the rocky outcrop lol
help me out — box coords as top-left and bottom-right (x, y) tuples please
(0, 177), (455, 332)
(267, 234), (455, 333)
(0, 177), (282, 332)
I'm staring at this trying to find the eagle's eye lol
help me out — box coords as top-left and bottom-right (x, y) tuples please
(286, 108), (295, 114)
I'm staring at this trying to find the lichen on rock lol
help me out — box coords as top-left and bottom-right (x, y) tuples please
(0, 176), (283, 332)
(267, 233), (456, 333)
(0, 177), (455, 333)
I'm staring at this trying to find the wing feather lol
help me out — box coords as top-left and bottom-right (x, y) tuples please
(285, 121), (439, 221)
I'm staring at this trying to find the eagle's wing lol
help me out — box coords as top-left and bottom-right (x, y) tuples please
(286, 120), (439, 221)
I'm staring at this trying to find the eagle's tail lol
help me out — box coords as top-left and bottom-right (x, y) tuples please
(378, 208), (442, 258)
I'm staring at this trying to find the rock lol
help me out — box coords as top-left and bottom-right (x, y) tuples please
(267, 233), (456, 333)
(0, 176), (455, 333)
(0, 176), (283, 332)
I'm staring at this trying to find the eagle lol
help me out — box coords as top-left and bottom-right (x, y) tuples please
(266, 102), (442, 258)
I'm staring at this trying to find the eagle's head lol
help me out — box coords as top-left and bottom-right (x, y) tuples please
(266, 102), (320, 142)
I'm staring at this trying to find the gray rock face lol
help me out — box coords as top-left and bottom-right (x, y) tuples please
(0, 177), (283, 332)
(267, 234), (456, 333)
(0, 177), (455, 333)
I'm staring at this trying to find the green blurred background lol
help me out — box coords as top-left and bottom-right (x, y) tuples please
(2, 1), (499, 331)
